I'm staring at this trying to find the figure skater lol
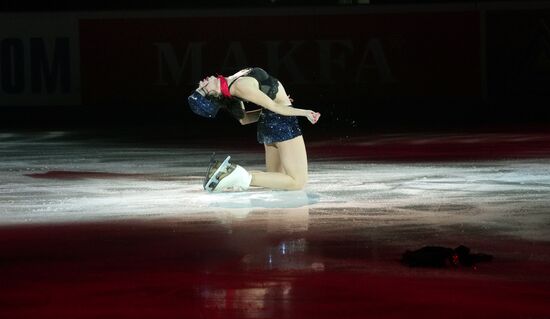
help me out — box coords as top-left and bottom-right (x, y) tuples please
(187, 67), (320, 192)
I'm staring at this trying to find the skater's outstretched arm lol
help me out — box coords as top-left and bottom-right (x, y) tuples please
(233, 79), (320, 124)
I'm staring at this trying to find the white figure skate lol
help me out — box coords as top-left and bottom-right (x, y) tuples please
(203, 154), (252, 192)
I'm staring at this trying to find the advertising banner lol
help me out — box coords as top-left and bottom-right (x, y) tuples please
(79, 9), (481, 109)
(0, 14), (81, 106)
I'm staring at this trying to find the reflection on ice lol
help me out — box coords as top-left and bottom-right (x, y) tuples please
(1, 133), (549, 241)
(203, 190), (319, 209)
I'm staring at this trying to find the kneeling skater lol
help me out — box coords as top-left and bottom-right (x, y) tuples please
(188, 67), (320, 192)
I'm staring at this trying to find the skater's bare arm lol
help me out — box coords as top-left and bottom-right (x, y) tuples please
(233, 81), (320, 124)
(239, 109), (261, 125)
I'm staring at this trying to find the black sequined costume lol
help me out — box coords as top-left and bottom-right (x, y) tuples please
(230, 67), (302, 144)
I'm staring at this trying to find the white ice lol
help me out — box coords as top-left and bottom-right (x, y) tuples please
(1, 132), (549, 241)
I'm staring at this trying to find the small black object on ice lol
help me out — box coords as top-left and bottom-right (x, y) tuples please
(401, 245), (493, 268)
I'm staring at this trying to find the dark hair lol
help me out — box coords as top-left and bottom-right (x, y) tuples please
(205, 95), (245, 120)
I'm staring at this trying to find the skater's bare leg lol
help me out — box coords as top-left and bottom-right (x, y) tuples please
(264, 143), (286, 173)
(250, 136), (308, 190)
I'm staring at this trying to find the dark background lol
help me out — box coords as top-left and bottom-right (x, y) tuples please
(1, 0), (549, 140)
(2, 1), (549, 11)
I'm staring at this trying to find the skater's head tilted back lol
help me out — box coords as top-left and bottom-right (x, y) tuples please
(187, 66), (321, 192)
(188, 72), (245, 120)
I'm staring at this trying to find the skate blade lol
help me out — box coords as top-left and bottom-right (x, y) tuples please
(204, 156), (232, 192)
(203, 153), (222, 190)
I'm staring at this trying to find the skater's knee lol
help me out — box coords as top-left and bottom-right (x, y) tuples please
(286, 176), (307, 190)
(287, 182), (305, 190)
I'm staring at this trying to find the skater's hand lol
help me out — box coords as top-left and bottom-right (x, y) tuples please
(305, 110), (321, 124)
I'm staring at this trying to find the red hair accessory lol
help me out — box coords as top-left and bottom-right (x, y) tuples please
(218, 75), (231, 98)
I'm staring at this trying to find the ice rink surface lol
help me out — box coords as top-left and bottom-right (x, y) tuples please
(1, 131), (550, 318)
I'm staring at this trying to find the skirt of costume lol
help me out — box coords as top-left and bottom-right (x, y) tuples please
(257, 109), (302, 144)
